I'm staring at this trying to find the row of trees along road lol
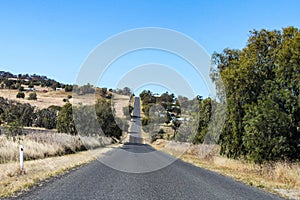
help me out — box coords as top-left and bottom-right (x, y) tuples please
(57, 100), (124, 139)
(211, 26), (300, 164)
(0, 97), (123, 140)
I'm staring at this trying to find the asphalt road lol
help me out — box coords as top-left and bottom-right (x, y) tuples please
(129, 97), (143, 144)
(8, 97), (283, 200)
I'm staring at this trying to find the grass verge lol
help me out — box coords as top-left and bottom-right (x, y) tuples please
(151, 139), (300, 200)
(0, 145), (118, 197)
(0, 133), (111, 164)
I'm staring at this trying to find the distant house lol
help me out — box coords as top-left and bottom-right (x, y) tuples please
(25, 88), (36, 92)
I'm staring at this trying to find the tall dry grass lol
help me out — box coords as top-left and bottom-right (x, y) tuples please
(152, 139), (300, 198)
(187, 144), (300, 189)
(0, 133), (111, 164)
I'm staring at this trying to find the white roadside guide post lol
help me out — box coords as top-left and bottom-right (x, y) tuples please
(20, 145), (24, 171)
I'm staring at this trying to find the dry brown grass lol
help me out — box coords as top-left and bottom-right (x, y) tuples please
(0, 145), (118, 197)
(151, 139), (300, 199)
(0, 89), (71, 109)
(0, 88), (113, 109)
(0, 133), (111, 164)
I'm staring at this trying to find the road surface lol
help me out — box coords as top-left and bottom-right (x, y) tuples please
(8, 97), (282, 200)
(129, 97), (143, 144)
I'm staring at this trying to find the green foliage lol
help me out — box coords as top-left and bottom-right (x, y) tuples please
(3, 79), (14, 89)
(48, 105), (62, 112)
(64, 84), (73, 92)
(141, 103), (153, 117)
(95, 99), (122, 139)
(192, 98), (212, 144)
(157, 92), (175, 104)
(150, 133), (163, 143)
(73, 83), (95, 95)
(18, 86), (24, 91)
(0, 97), (35, 127)
(142, 116), (150, 126)
(243, 98), (294, 164)
(28, 82), (34, 88)
(158, 128), (165, 134)
(5, 120), (23, 139)
(72, 99), (123, 139)
(57, 103), (77, 135)
(35, 108), (57, 129)
(212, 27), (300, 163)
(171, 119), (181, 139)
(28, 92), (37, 100)
(16, 91), (25, 99)
(140, 90), (156, 106)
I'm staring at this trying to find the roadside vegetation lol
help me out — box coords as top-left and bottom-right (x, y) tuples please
(0, 132), (111, 164)
(152, 140), (300, 199)
(141, 26), (300, 164)
(140, 27), (300, 198)
(0, 26), (299, 198)
(211, 26), (300, 164)
(0, 80), (127, 165)
(0, 78), (129, 197)
(0, 145), (117, 197)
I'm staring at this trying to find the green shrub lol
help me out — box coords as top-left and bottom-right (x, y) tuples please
(16, 92), (25, 99)
(28, 92), (37, 100)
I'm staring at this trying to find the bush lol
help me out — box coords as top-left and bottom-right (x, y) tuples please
(16, 92), (25, 99)
(0, 97), (35, 126)
(28, 92), (37, 100)
(158, 128), (165, 134)
(48, 105), (62, 112)
(35, 108), (57, 129)
(64, 84), (73, 92)
(105, 93), (112, 99)
(18, 86), (24, 91)
(57, 103), (77, 135)
(142, 117), (150, 126)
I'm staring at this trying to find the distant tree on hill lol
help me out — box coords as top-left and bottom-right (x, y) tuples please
(73, 84), (95, 95)
(28, 82), (34, 88)
(4, 79), (14, 89)
(28, 92), (37, 100)
(18, 86), (25, 91)
(64, 84), (73, 92)
(16, 92), (25, 99)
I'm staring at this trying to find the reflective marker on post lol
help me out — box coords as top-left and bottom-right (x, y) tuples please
(20, 145), (24, 171)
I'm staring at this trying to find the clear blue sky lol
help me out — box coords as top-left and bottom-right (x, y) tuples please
(0, 0), (299, 98)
